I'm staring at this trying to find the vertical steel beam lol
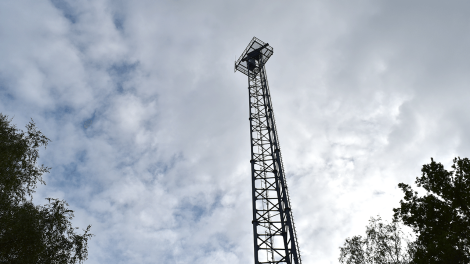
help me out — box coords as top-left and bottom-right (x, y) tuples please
(248, 68), (260, 264)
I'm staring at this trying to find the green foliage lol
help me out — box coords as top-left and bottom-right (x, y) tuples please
(0, 114), (50, 204)
(0, 114), (93, 263)
(339, 216), (415, 264)
(393, 157), (470, 263)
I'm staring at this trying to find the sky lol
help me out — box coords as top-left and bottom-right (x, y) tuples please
(1, 0), (470, 263)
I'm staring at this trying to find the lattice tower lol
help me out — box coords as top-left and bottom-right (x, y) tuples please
(235, 37), (302, 264)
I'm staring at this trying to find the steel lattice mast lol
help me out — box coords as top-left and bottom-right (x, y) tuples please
(235, 37), (302, 264)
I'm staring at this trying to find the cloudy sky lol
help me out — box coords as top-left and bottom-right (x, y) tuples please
(2, 0), (470, 263)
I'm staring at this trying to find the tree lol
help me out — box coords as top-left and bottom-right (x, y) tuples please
(393, 157), (470, 263)
(0, 114), (93, 263)
(339, 216), (416, 264)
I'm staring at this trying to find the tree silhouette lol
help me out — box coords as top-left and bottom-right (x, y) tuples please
(339, 216), (415, 264)
(0, 114), (93, 263)
(393, 157), (470, 263)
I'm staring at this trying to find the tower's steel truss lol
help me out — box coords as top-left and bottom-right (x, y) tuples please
(235, 37), (302, 264)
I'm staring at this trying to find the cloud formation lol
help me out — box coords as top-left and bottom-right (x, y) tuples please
(1, 0), (470, 263)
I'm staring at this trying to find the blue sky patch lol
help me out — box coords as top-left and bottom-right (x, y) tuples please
(50, 0), (78, 24)
(108, 61), (139, 93)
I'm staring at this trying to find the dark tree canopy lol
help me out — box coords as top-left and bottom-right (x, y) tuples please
(0, 114), (50, 204)
(0, 114), (92, 263)
(393, 157), (470, 263)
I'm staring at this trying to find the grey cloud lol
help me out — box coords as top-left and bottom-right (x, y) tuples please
(2, 0), (470, 263)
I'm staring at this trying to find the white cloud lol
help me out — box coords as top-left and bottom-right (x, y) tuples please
(2, 0), (470, 263)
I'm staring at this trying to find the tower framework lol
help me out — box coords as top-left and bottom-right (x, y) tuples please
(235, 37), (302, 264)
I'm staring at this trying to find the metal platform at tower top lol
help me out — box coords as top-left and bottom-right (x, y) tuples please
(235, 37), (274, 76)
